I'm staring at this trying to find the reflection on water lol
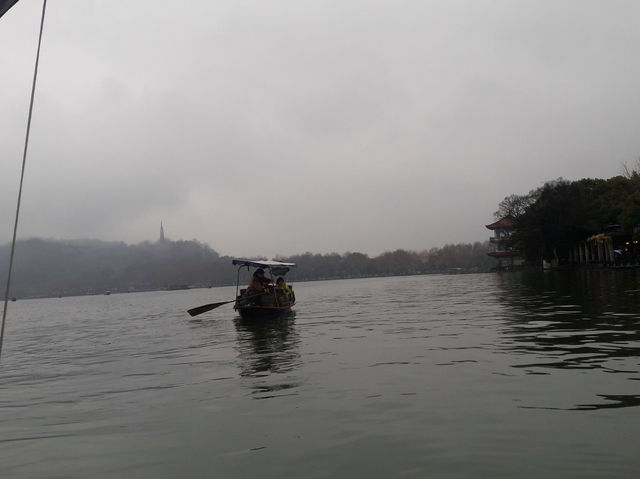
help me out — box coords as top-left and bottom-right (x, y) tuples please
(572, 393), (640, 411)
(233, 313), (302, 398)
(496, 269), (640, 410)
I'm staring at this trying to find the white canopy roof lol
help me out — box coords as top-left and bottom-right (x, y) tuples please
(231, 259), (297, 269)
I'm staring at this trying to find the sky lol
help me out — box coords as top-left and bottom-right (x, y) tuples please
(1, 0), (639, 259)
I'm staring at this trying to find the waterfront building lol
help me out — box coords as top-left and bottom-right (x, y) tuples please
(485, 216), (524, 270)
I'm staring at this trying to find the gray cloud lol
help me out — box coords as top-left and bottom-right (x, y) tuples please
(1, 0), (639, 258)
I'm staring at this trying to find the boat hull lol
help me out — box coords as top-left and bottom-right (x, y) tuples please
(236, 305), (294, 319)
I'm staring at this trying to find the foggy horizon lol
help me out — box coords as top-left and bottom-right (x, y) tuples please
(0, 226), (493, 259)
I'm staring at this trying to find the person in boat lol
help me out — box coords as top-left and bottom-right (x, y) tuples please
(246, 268), (271, 303)
(276, 277), (295, 303)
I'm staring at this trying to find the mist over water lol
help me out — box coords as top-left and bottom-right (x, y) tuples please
(1, 271), (639, 478)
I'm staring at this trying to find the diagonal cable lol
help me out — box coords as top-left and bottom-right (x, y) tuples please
(1, 0), (48, 361)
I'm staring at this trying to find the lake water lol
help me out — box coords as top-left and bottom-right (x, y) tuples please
(1, 271), (639, 478)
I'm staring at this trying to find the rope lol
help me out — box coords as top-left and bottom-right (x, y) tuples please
(0, 0), (48, 361)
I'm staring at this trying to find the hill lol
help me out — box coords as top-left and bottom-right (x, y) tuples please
(0, 238), (494, 298)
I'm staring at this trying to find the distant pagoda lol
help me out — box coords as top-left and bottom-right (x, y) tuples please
(159, 221), (165, 242)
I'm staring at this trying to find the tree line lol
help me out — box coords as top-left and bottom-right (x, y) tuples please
(495, 164), (640, 263)
(0, 238), (494, 298)
(279, 243), (493, 280)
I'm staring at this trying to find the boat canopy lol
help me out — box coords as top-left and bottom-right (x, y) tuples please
(232, 259), (296, 269)
(232, 259), (296, 277)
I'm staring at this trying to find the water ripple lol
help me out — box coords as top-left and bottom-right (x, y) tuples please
(1, 273), (640, 478)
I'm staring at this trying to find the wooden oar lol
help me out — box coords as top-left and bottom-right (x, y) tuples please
(187, 292), (265, 317)
(187, 299), (237, 317)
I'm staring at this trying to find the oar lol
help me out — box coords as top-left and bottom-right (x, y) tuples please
(187, 299), (237, 317)
(187, 292), (265, 317)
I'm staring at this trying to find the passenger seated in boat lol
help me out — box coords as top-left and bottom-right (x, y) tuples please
(276, 277), (294, 304)
(246, 268), (271, 304)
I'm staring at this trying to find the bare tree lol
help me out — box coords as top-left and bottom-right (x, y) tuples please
(494, 193), (535, 220)
(622, 157), (640, 179)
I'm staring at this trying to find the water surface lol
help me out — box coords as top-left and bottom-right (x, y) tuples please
(1, 271), (639, 478)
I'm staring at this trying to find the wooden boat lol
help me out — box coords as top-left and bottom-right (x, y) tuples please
(232, 259), (296, 319)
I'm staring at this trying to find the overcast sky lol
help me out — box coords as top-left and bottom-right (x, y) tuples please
(1, 0), (638, 258)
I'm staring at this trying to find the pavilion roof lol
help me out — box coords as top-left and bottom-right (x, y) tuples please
(485, 216), (516, 230)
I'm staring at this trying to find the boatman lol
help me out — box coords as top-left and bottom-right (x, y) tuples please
(246, 268), (271, 303)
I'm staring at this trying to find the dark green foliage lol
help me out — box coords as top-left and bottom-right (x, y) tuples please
(502, 174), (640, 262)
(621, 191), (640, 232)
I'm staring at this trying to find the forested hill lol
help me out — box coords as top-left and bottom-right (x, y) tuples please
(0, 238), (494, 299)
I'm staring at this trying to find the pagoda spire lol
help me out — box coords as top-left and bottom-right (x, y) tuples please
(160, 221), (165, 242)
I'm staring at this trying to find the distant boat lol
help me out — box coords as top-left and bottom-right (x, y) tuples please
(104, 291), (111, 295)
(232, 259), (296, 319)
(10, 297), (16, 302)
